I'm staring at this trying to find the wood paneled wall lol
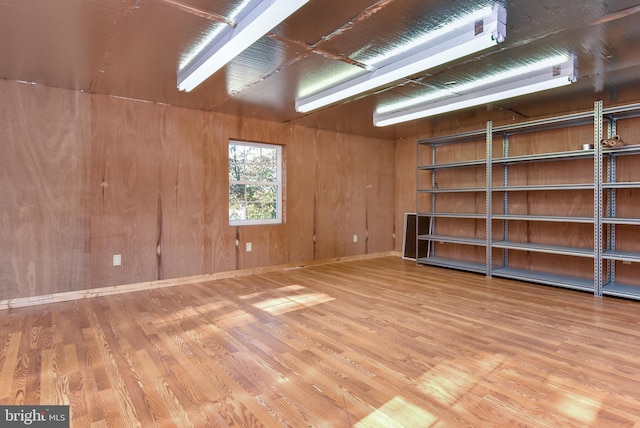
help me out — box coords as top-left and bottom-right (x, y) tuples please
(4, 78), (639, 301)
(0, 80), (395, 300)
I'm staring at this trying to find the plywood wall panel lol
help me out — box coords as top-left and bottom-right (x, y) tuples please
(157, 107), (207, 279)
(365, 139), (395, 253)
(505, 125), (594, 156)
(0, 82), (91, 300)
(0, 80), (396, 301)
(202, 114), (237, 274)
(313, 130), (364, 259)
(507, 253), (594, 280)
(614, 117), (640, 146)
(284, 127), (316, 263)
(90, 96), (162, 288)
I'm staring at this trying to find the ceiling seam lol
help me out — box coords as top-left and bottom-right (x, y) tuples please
(159, 0), (236, 26)
(89, 0), (141, 92)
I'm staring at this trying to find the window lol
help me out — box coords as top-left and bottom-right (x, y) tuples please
(229, 140), (282, 226)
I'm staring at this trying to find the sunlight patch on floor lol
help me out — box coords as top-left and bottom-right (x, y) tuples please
(415, 352), (506, 407)
(548, 375), (601, 425)
(214, 309), (257, 328)
(253, 293), (335, 315)
(239, 291), (266, 300)
(354, 396), (437, 427)
(276, 285), (306, 292)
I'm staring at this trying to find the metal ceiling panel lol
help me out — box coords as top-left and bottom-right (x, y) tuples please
(0, 0), (122, 90)
(1, 0), (640, 140)
(271, 0), (382, 45)
(318, 0), (494, 67)
(90, 0), (231, 107)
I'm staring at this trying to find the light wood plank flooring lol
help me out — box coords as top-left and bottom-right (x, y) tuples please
(1, 257), (640, 427)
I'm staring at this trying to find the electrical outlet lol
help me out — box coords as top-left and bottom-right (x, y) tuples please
(112, 254), (122, 266)
(353, 234), (358, 243)
(246, 242), (252, 252)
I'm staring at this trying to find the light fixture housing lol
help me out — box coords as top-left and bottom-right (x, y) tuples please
(373, 54), (578, 127)
(295, 3), (507, 113)
(177, 0), (309, 92)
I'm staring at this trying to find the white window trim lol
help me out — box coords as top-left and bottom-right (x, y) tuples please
(229, 140), (282, 226)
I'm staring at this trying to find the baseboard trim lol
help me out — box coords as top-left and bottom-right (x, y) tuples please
(0, 252), (400, 310)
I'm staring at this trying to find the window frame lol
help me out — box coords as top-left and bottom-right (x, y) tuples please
(228, 140), (283, 226)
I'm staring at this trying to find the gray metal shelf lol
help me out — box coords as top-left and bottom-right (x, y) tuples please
(602, 145), (640, 156)
(418, 234), (486, 246)
(418, 187), (485, 193)
(418, 129), (486, 146)
(491, 267), (594, 292)
(602, 250), (640, 262)
(492, 214), (593, 223)
(492, 149), (593, 164)
(492, 240), (594, 258)
(603, 102), (640, 119)
(602, 181), (640, 189)
(602, 282), (640, 300)
(492, 110), (594, 135)
(417, 257), (486, 273)
(418, 212), (486, 219)
(493, 184), (593, 191)
(418, 159), (486, 170)
(602, 217), (640, 225)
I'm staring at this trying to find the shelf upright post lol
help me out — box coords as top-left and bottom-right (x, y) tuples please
(428, 144), (438, 258)
(607, 117), (617, 285)
(502, 133), (509, 270)
(594, 100), (603, 296)
(486, 121), (493, 276)
(415, 138), (420, 262)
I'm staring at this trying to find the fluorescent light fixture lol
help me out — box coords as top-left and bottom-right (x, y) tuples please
(373, 54), (578, 127)
(295, 3), (506, 113)
(177, 0), (309, 92)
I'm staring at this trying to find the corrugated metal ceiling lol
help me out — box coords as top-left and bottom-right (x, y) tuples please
(1, 0), (639, 139)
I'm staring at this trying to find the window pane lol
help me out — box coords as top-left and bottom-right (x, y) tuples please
(228, 141), (281, 225)
(229, 202), (247, 221)
(229, 184), (245, 201)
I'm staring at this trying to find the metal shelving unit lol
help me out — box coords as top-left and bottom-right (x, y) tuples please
(488, 102), (602, 293)
(416, 128), (489, 274)
(416, 100), (640, 299)
(601, 103), (640, 299)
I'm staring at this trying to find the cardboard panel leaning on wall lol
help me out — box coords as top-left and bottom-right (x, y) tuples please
(0, 81), (92, 300)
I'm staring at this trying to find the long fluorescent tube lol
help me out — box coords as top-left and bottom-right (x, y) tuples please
(295, 3), (506, 113)
(178, 0), (309, 92)
(373, 54), (578, 127)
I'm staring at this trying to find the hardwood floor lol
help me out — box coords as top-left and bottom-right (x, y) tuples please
(1, 256), (640, 427)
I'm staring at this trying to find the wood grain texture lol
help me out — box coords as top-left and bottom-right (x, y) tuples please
(90, 95), (163, 287)
(394, 137), (417, 253)
(2, 256), (640, 426)
(157, 106), (207, 280)
(0, 81), (91, 300)
(1, 80), (396, 300)
(312, 130), (395, 260)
